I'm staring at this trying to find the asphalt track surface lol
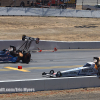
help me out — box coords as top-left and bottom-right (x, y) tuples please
(0, 49), (100, 81)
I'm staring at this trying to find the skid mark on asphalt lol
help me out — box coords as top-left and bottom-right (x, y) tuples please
(4, 67), (30, 72)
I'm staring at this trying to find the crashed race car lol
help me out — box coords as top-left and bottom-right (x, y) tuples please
(42, 57), (100, 77)
(0, 35), (39, 64)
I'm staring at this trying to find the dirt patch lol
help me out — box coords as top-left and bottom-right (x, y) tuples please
(0, 87), (100, 100)
(0, 16), (100, 41)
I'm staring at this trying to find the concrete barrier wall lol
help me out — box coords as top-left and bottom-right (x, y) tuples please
(0, 40), (100, 50)
(0, 76), (100, 93)
(44, 76), (100, 90)
(0, 7), (100, 18)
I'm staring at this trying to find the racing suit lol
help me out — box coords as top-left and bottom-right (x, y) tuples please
(94, 57), (100, 75)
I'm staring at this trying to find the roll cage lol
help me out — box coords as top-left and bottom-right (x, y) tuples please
(17, 35), (39, 52)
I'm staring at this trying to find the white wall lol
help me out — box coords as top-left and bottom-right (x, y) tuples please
(0, 7), (100, 18)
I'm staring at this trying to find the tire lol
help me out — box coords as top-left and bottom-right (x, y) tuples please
(50, 70), (54, 74)
(22, 35), (26, 41)
(20, 2), (25, 7)
(22, 53), (31, 64)
(56, 71), (62, 77)
(35, 38), (39, 44)
(86, 8), (91, 10)
(60, 5), (64, 9)
(62, 5), (66, 9)
(42, 72), (46, 75)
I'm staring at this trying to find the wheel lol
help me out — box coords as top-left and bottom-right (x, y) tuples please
(22, 53), (31, 64)
(20, 2), (25, 7)
(56, 71), (62, 77)
(86, 8), (91, 10)
(42, 72), (46, 75)
(35, 38), (40, 44)
(50, 70), (54, 74)
(61, 6), (64, 9)
(22, 35), (26, 41)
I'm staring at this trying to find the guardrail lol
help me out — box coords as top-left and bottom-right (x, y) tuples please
(0, 7), (100, 18)
(0, 40), (100, 50)
(0, 76), (100, 93)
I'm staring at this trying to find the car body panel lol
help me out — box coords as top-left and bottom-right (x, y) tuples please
(0, 50), (18, 63)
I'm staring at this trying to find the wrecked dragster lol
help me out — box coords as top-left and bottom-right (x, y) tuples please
(0, 35), (39, 64)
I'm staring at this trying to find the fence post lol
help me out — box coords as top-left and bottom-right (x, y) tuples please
(67, 0), (68, 9)
(82, 0), (84, 10)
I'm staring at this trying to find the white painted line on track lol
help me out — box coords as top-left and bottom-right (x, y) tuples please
(0, 76), (97, 83)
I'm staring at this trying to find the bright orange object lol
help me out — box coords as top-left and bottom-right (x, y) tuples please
(54, 47), (57, 51)
(38, 50), (42, 52)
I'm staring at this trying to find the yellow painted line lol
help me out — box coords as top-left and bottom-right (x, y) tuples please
(24, 65), (83, 70)
(0, 65), (83, 72)
(4, 67), (30, 72)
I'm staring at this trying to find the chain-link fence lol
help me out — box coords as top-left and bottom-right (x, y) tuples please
(1, 0), (100, 10)
(0, 0), (77, 9)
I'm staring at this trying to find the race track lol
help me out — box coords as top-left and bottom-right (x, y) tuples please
(0, 49), (100, 81)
